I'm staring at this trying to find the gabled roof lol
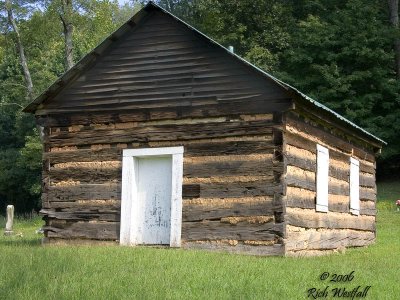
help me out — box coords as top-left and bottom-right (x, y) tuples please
(23, 1), (386, 146)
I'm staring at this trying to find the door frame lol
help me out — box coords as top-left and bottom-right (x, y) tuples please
(120, 146), (184, 247)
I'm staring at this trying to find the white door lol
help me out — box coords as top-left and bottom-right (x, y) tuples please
(120, 147), (184, 247)
(136, 156), (172, 244)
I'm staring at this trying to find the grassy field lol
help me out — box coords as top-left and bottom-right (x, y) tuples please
(0, 182), (399, 300)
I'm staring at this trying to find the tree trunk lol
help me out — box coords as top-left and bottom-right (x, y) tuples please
(5, 0), (34, 101)
(60, 0), (74, 70)
(388, 0), (400, 79)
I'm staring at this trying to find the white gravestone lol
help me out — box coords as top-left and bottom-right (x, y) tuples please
(4, 205), (14, 236)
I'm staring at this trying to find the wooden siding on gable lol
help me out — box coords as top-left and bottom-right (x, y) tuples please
(37, 11), (288, 115)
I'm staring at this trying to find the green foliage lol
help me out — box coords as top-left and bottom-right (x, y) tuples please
(276, 0), (400, 161)
(72, 1), (125, 56)
(18, 129), (42, 195)
(0, 125), (41, 213)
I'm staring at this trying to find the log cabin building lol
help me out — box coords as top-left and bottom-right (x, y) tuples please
(24, 2), (385, 256)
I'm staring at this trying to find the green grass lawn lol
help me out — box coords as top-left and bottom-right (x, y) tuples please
(0, 181), (399, 300)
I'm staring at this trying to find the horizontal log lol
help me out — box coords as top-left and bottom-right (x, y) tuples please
(37, 99), (290, 127)
(285, 226), (375, 251)
(183, 175), (275, 184)
(44, 221), (120, 240)
(285, 207), (375, 231)
(360, 187), (376, 201)
(182, 242), (284, 256)
(46, 200), (121, 209)
(49, 166), (121, 183)
(285, 187), (315, 207)
(47, 119), (279, 147)
(285, 152), (375, 188)
(46, 180), (281, 202)
(360, 174), (376, 188)
(47, 184), (121, 201)
(285, 152), (349, 181)
(184, 160), (283, 178)
(284, 131), (375, 174)
(329, 195), (376, 216)
(285, 167), (316, 191)
(41, 209), (120, 221)
(45, 148), (122, 164)
(183, 182), (283, 199)
(59, 115), (273, 132)
(40, 97), (215, 114)
(182, 219), (284, 241)
(285, 167), (350, 196)
(44, 139), (277, 164)
(286, 113), (375, 162)
(285, 187), (376, 216)
(182, 197), (282, 221)
(285, 153), (315, 171)
(360, 206), (376, 216)
(184, 140), (277, 157)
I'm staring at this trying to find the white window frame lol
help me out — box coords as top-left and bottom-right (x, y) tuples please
(120, 146), (184, 247)
(349, 157), (360, 216)
(316, 144), (329, 212)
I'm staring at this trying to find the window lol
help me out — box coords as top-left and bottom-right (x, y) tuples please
(316, 144), (329, 212)
(349, 157), (360, 215)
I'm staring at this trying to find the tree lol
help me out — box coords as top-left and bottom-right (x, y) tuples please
(2, 0), (34, 100)
(388, 0), (400, 79)
(275, 0), (399, 160)
(59, 0), (74, 70)
(44, 0), (137, 72)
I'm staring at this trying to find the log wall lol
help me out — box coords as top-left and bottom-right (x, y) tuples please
(283, 111), (377, 256)
(40, 109), (287, 255)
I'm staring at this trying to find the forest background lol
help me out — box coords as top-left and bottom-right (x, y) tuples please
(1, 0), (399, 214)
